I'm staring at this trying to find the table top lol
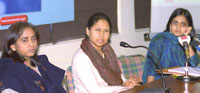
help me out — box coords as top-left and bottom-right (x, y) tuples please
(121, 76), (200, 93)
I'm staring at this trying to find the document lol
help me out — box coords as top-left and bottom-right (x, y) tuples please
(168, 67), (200, 77)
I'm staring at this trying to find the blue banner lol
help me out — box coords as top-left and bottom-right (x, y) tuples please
(0, 0), (74, 30)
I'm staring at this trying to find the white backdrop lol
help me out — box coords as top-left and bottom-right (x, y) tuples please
(151, 0), (200, 34)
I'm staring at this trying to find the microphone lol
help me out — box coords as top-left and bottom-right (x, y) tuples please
(190, 40), (200, 67)
(178, 36), (191, 59)
(191, 40), (200, 51)
(120, 41), (170, 93)
(178, 35), (191, 46)
(176, 36), (198, 82)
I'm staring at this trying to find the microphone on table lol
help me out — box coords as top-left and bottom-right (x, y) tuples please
(190, 40), (200, 67)
(191, 40), (200, 51)
(177, 35), (198, 82)
(120, 41), (170, 93)
(178, 35), (191, 59)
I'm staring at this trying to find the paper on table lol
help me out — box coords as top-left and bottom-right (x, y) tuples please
(168, 67), (200, 77)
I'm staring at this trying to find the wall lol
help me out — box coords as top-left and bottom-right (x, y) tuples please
(0, 0), (150, 70)
(38, 0), (150, 70)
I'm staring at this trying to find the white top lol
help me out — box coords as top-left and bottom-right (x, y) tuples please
(72, 48), (130, 93)
(2, 88), (19, 93)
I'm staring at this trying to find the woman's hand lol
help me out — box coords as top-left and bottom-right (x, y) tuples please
(123, 75), (143, 88)
(184, 26), (192, 36)
(189, 45), (195, 57)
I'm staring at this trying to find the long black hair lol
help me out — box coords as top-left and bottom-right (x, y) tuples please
(1, 22), (40, 66)
(164, 8), (195, 39)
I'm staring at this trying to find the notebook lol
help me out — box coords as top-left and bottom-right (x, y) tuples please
(167, 67), (200, 77)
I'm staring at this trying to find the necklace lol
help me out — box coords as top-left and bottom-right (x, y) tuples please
(102, 53), (105, 59)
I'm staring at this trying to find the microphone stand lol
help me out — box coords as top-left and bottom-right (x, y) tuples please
(120, 41), (170, 93)
(176, 42), (198, 82)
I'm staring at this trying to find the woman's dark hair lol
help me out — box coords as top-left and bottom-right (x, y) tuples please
(85, 12), (112, 39)
(164, 8), (195, 39)
(1, 22), (40, 66)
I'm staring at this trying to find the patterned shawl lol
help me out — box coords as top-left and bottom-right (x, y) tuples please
(81, 38), (123, 86)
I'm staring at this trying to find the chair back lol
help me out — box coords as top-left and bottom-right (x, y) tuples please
(117, 55), (145, 79)
(66, 66), (75, 93)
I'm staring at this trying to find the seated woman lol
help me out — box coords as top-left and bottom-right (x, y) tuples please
(0, 22), (66, 93)
(71, 13), (142, 93)
(142, 8), (199, 84)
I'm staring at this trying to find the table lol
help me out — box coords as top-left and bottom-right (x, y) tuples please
(121, 76), (200, 93)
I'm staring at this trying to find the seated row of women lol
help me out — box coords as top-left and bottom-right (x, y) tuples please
(0, 7), (199, 93)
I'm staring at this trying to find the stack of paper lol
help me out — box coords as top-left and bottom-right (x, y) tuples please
(168, 67), (200, 77)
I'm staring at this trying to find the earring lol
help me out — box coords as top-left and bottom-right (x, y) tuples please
(12, 48), (16, 51)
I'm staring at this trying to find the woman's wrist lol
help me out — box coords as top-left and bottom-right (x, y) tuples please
(189, 45), (195, 57)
